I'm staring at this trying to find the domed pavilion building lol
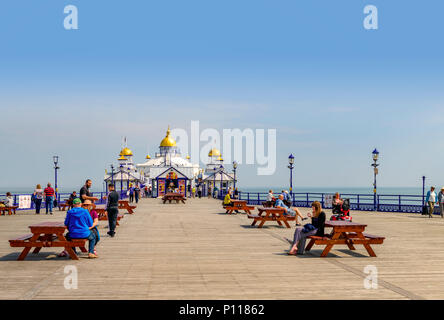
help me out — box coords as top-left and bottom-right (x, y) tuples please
(136, 126), (200, 197)
(199, 148), (236, 197)
(104, 144), (146, 192)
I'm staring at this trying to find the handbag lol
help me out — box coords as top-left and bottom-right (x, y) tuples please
(53, 199), (58, 207)
(422, 205), (428, 215)
(302, 223), (316, 233)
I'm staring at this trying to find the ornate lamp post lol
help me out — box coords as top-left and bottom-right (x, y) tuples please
(110, 164), (114, 185)
(53, 156), (60, 202)
(371, 148), (380, 211)
(422, 176), (426, 206)
(288, 154), (294, 195)
(119, 164), (123, 197)
(213, 169), (216, 198)
(127, 167), (131, 190)
(232, 161), (238, 190)
(220, 165), (224, 199)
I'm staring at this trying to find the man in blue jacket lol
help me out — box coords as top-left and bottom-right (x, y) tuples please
(64, 198), (97, 258)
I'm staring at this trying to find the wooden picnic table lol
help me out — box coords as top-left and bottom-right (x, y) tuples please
(9, 222), (87, 261)
(118, 200), (136, 214)
(305, 220), (385, 257)
(162, 193), (187, 204)
(0, 206), (19, 215)
(224, 200), (254, 214)
(247, 206), (295, 228)
(58, 200), (71, 211)
(95, 207), (124, 226)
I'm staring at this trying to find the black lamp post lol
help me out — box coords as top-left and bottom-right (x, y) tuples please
(233, 161), (238, 190)
(119, 164), (123, 197)
(288, 154), (294, 195)
(110, 164), (114, 185)
(422, 176), (426, 206)
(127, 167), (131, 190)
(53, 156), (60, 202)
(220, 165), (224, 199)
(371, 148), (380, 211)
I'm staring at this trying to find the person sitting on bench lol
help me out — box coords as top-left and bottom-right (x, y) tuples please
(287, 201), (326, 255)
(331, 192), (351, 220)
(223, 191), (239, 213)
(275, 194), (306, 226)
(4, 192), (14, 207)
(62, 198), (98, 259)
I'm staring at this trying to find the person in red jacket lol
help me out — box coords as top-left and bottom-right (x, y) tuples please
(44, 183), (55, 215)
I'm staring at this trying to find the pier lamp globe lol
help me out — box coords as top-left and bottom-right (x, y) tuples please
(372, 149), (379, 161)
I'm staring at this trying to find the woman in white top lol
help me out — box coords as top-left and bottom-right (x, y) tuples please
(267, 190), (274, 202)
(33, 184), (44, 214)
(4, 192), (14, 207)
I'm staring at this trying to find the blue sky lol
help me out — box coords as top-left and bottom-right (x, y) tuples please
(0, 1), (443, 190)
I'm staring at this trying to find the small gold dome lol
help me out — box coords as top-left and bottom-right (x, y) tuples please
(146, 155), (151, 159)
(208, 148), (221, 157)
(186, 155), (190, 159)
(120, 147), (133, 156)
(118, 156), (126, 160)
(160, 126), (177, 147)
(217, 156), (223, 161)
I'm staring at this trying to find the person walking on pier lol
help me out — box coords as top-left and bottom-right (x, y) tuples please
(438, 187), (444, 218)
(426, 186), (438, 218)
(44, 183), (55, 214)
(105, 183), (120, 237)
(129, 185), (135, 203)
(134, 185), (140, 204)
(33, 184), (44, 214)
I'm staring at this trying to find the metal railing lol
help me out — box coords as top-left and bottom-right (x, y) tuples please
(0, 190), (130, 211)
(235, 191), (437, 214)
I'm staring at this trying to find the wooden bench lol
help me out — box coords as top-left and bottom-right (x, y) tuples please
(118, 200), (136, 214)
(162, 193), (187, 204)
(9, 222), (88, 260)
(58, 201), (71, 211)
(247, 207), (295, 228)
(261, 201), (275, 208)
(224, 200), (254, 214)
(305, 221), (385, 257)
(0, 206), (18, 215)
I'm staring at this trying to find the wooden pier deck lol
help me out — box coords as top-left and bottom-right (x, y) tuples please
(1, 198), (444, 300)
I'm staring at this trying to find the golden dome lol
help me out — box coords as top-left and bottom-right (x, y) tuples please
(208, 148), (221, 157)
(146, 154), (151, 159)
(186, 155), (190, 159)
(217, 156), (223, 161)
(118, 156), (126, 160)
(120, 147), (133, 156)
(160, 126), (177, 147)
